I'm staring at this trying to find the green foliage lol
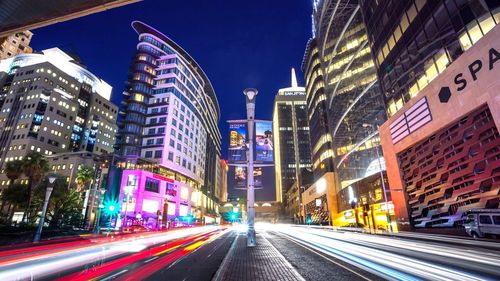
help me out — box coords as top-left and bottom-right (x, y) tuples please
(33, 175), (84, 229)
(4, 160), (24, 183)
(75, 165), (94, 192)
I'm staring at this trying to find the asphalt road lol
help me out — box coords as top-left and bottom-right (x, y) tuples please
(0, 226), (228, 281)
(264, 230), (384, 281)
(263, 224), (500, 281)
(145, 230), (235, 281)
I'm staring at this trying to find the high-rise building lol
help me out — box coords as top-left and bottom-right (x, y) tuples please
(359, 0), (500, 229)
(0, 31), (33, 59)
(273, 68), (312, 203)
(216, 159), (228, 203)
(116, 21), (221, 226)
(302, 0), (391, 228)
(0, 47), (118, 187)
(0, 0), (141, 37)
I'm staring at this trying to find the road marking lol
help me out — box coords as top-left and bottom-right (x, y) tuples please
(153, 245), (182, 256)
(144, 257), (158, 263)
(273, 231), (375, 281)
(100, 269), (128, 281)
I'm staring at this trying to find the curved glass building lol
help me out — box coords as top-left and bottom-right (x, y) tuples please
(302, 0), (392, 228)
(117, 21), (221, 225)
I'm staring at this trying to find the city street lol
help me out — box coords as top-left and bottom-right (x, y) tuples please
(1, 225), (499, 281)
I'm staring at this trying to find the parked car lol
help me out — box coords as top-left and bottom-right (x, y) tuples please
(463, 209), (500, 238)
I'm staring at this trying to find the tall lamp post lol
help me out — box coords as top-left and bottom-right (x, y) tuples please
(244, 88), (257, 247)
(34, 176), (57, 242)
(362, 123), (393, 232)
(93, 188), (106, 234)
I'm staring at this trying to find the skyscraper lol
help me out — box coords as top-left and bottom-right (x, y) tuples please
(0, 48), (118, 187)
(116, 21), (221, 226)
(360, 0), (500, 229)
(302, 0), (391, 228)
(0, 31), (33, 59)
(273, 69), (312, 203)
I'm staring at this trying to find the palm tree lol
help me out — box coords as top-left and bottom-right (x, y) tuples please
(1, 160), (24, 215)
(75, 165), (95, 192)
(21, 152), (49, 223)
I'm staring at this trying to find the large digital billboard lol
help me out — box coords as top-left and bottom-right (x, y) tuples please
(255, 121), (273, 162)
(228, 122), (247, 163)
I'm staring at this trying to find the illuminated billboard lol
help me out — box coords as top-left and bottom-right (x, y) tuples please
(255, 121), (273, 162)
(228, 122), (247, 163)
(235, 166), (263, 188)
(235, 166), (247, 187)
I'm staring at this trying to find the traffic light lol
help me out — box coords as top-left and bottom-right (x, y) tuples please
(103, 199), (120, 217)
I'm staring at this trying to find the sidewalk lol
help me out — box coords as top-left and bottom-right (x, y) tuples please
(213, 231), (305, 281)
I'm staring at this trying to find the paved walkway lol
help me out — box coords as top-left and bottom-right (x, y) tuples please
(213, 231), (305, 281)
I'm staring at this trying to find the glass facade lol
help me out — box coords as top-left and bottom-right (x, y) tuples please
(303, 0), (388, 221)
(272, 75), (312, 203)
(360, 0), (500, 117)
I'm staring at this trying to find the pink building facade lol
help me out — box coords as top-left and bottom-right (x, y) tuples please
(118, 169), (195, 228)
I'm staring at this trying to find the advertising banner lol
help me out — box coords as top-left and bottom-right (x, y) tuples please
(255, 121), (273, 162)
(228, 122), (247, 163)
(235, 166), (263, 188)
(235, 166), (247, 187)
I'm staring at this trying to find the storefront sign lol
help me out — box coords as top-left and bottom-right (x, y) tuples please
(440, 47), (499, 103)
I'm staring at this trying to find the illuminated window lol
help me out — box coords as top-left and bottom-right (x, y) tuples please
(178, 187), (191, 203)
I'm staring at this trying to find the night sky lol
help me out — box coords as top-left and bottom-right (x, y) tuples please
(30, 0), (312, 201)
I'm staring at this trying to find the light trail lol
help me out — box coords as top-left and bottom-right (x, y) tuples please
(263, 224), (500, 281)
(0, 226), (223, 281)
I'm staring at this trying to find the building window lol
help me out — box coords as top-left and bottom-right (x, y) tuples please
(145, 178), (160, 193)
(168, 151), (174, 161)
(154, 150), (162, 158)
(145, 151), (153, 158)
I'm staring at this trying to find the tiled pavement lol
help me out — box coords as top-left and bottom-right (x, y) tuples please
(213, 231), (305, 281)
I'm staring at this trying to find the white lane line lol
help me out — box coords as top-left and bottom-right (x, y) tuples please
(144, 257), (158, 263)
(100, 269), (128, 281)
(272, 231), (374, 281)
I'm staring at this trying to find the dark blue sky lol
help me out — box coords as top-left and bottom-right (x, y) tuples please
(30, 0), (312, 200)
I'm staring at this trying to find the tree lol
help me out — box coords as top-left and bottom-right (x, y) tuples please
(21, 152), (49, 223)
(1, 160), (24, 215)
(33, 175), (84, 229)
(0, 183), (28, 223)
(75, 165), (94, 192)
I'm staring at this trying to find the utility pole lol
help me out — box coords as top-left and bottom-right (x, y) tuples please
(244, 88), (257, 247)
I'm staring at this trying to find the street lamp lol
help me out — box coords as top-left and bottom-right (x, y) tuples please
(243, 88), (258, 247)
(34, 175), (57, 242)
(362, 123), (393, 233)
(93, 188), (106, 234)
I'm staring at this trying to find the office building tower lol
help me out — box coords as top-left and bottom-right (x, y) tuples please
(116, 21), (221, 226)
(273, 68), (312, 203)
(0, 47), (118, 187)
(360, 0), (500, 229)
(0, 31), (33, 59)
(302, 0), (391, 228)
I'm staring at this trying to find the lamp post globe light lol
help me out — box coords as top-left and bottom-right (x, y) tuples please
(34, 175), (57, 242)
(362, 123), (393, 233)
(243, 88), (258, 247)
